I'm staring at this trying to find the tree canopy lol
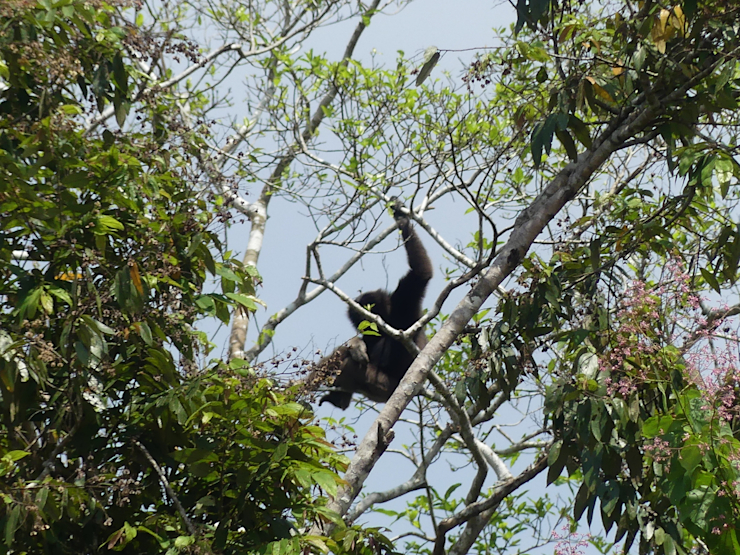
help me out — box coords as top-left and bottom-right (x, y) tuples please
(2, 0), (740, 554)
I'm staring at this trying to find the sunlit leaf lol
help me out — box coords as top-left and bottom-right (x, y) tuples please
(416, 46), (440, 86)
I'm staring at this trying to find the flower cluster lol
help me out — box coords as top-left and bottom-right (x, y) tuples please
(552, 525), (591, 555)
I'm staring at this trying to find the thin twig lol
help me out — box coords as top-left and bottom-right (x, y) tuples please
(133, 439), (196, 536)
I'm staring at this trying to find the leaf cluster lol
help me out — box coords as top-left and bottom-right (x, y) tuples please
(0, 2), (387, 554)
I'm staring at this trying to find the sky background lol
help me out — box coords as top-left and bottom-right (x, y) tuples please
(226, 0), (516, 362)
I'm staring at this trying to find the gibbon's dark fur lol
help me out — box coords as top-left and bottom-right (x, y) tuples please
(316, 205), (432, 409)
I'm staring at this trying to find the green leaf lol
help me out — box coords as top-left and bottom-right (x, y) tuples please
(416, 47), (440, 86)
(573, 482), (590, 521)
(700, 267), (720, 293)
(590, 237), (601, 272)
(454, 379), (467, 405)
(215, 264), (240, 282)
(529, 0), (550, 22)
(169, 396), (188, 424)
(312, 470), (340, 496)
(114, 266), (146, 313)
(663, 534), (676, 555)
(48, 285), (73, 306)
(115, 100), (128, 128)
(555, 128), (578, 161)
(137, 321), (153, 345)
(195, 295), (217, 312)
(643, 415), (673, 438)
(5, 505), (20, 547)
(601, 481), (620, 516)
(3, 450), (30, 463)
(547, 439), (562, 466)
(679, 444), (702, 474)
(18, 288), (42, 320)
(95, 215), (124, 234)
(112, 52), (128, 94)
(62, 172), (90, 187)
(547, 440), (567, 484)
(569, 115), (592, 148)
(531, 114), (557, 167)
(226, 292), (259, 311)
(80, 315), (113, 335)
(35, 486), (49, 512)
(174, 535), (194, 548)
(273, 442), (288, 462)
(715, 157), (733, 198)
(106, 521), (138, 551)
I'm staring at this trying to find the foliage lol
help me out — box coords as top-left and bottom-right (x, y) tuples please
(484, 1), (740, 551)
(308, 0), (740, 551)
(541, 262), (740, 553)
(0, 1), (391, 553)
(5, 0), (740, 553)
(237, 0), (740, 550)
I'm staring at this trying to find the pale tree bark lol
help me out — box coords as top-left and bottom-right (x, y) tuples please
(74, 0), (390, 363)
(445, 454), (548, 555)
(227, 0), (384, 361)
(318, 90), (673, 541)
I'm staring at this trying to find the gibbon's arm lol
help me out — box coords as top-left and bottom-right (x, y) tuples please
(390, 204), (432, 329)
(311, 204), (432, 410)
(392, 202), (433, 282)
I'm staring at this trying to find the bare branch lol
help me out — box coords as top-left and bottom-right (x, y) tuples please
(324, 87), (669, 525)
(229, 0), (384, 360)
(445, 454), (549, 555)
(133, 439), (196, 536)
(244, 219), (396, 361)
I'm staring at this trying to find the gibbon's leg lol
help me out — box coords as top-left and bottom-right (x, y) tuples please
(324, 337), (398, 405)
(357, 363), (397, 403)
(321, 359), (397, 407)
(315, 337), (398, 408)
(309, 337), (369, 409)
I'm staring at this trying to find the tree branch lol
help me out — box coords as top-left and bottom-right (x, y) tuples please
(133, 439), (196, 537)
(323, 88), (666, 526)
(229, 0), (383, 360)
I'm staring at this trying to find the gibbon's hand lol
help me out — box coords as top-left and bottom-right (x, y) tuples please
(391, 198), (410, 230)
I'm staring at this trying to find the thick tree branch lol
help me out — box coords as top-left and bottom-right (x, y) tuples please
(229, 0), (383, 360)
(445, 454), (549, 555)
(322, 90), (665, 525)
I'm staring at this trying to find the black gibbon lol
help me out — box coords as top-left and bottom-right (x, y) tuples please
(312, 203), (433, 409)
